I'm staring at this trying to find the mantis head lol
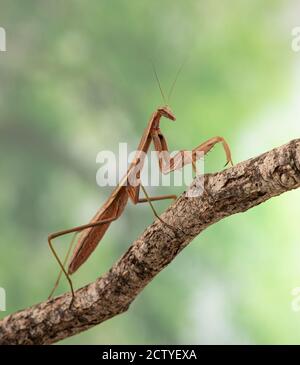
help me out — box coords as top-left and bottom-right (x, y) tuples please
(158, 106), (176, 121)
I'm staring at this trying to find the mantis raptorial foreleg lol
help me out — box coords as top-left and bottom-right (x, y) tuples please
(151, 130), (233, 174)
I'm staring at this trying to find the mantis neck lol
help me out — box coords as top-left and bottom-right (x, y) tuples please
(150, 109), (161, 130)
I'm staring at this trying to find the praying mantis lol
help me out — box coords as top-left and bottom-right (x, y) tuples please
(48, 67), (233, 304)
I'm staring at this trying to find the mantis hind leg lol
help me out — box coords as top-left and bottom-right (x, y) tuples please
(48, 232), (78, 300)
(47, 216), (118, 306)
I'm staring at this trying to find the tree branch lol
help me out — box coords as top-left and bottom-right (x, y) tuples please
(1, 138), (300, 345)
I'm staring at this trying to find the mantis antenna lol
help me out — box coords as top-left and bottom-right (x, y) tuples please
(167, 56), (189, 104)
(151, 61), (167, 105)
(151, 56), (188, 106)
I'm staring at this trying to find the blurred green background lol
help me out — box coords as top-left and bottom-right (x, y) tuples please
(0, 0), (300, 344)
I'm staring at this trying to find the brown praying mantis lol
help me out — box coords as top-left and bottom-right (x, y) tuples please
(47, 67), (233, 304)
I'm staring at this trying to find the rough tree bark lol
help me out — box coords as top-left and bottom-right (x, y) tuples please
(0, 138), (300, 345)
